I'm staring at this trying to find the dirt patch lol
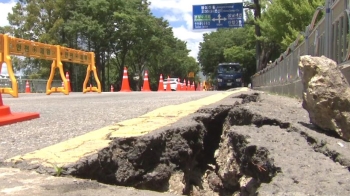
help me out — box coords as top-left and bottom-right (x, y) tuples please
(8, 91), (350, 195)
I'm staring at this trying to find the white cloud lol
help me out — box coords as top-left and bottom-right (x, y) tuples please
(149, 0), (244, 60)
(0, 0), (16, 27)
(0, 0), (16, 75)
(172, 25), (216, 59)
(163, 14), (181, 22)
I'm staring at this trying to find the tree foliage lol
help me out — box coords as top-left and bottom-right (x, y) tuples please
(258, 0), (324, 49)
(1, 0), (198, 91)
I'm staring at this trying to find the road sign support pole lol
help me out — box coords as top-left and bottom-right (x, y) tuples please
(324, 0), (331, 58)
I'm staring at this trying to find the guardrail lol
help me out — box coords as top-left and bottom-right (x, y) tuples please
(0, 34), (101, 97)
(251, 0), (350, 98)
(0, 79), (62, 93)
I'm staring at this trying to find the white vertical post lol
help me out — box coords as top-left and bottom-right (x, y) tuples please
(324, 0), (331, 58)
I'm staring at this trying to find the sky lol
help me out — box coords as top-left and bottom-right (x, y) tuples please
(0, 0), (244, 75)
(0, 0), (16, 75)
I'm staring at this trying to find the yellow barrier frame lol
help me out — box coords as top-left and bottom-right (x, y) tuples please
(0, 34), (101, 97)
(0, 34), (18, 96)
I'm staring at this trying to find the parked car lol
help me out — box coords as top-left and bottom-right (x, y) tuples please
(163, 78), (181, 91)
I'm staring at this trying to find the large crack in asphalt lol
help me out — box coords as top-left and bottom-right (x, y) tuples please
(8, 92), (350, 195)
(63, 94), (283, 195)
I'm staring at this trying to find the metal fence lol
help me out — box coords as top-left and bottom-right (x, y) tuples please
(0, 78), (62, 93)
(251, 0), (350, 97)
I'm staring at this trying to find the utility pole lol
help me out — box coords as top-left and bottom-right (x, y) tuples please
(244, 0), (262, 72)
(253, 0), (262, 72)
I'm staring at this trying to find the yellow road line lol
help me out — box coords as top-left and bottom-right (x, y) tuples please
(6, 88), (249, 168)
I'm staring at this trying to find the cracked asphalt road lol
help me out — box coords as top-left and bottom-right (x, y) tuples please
(1, 89), (349, 195)
(0, 91), (221, 162)
(1, 91), (230, 196)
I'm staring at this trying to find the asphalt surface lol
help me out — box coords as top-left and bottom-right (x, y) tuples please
(0, 91), (220, 162)
(1, 89), (349, 195)
(0, 167), (178, 196)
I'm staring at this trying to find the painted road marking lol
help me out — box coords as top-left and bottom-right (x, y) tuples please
(6, 88), (249, 169)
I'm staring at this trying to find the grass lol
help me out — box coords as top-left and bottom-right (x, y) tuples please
(49, 162), (63, 176)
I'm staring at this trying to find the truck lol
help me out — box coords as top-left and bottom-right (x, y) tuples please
(215, 62), (243, 90)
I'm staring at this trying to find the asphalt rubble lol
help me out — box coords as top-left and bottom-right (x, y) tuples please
(2, 89), (350, 196)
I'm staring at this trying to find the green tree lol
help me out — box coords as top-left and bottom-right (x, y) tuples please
(223, 27), (256, 83)
(257, 0), (324, 68)
(198, 27), (256, 81)
(197, 27), (256, 84)
(2, 0), (198, 92)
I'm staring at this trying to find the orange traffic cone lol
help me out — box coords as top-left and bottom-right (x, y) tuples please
(142, 70), (151, 92)
(65, 72), (71, 92)
(0, 93), (40, 126)
(90, 84), (92, 92)
(187, 80), (190, 91)
(191, 81), (195, 91)
(120, 67), (131, 92)
(183, 79), (187, 91)
(166, 76), (171, 91)
(177, 78), (181, 91)
(61, 81), (64, 88)
(25, 80), (31, 93)
(158, 74), (164, 91)
(111, 85), (114, 92)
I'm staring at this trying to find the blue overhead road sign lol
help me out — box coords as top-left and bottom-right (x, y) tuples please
(192, 3), (244, 30)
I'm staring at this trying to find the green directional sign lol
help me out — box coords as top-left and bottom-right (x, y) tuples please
(194, 14), (211, 22)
